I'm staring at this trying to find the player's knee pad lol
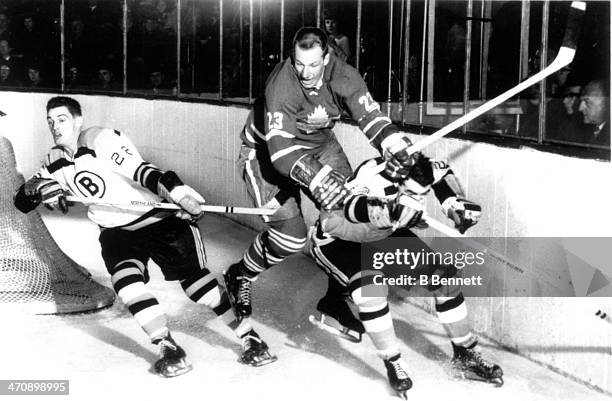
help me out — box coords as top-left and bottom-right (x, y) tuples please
(180, 269), (230, 315)
(349, 271), (392, 333)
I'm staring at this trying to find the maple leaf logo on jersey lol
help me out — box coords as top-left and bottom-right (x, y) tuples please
(307, 105), (330, 126)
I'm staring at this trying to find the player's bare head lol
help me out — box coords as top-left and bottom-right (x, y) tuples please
(46, 96), (83, 149)
(292, 27), (330, 88)
(293, 27), (329, 57)
(47, 96), (82, 117)
(579, 80), (609, 125)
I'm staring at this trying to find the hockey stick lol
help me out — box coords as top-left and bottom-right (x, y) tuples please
(347, 1), (585, 190)
(397, 195), (525, 274)
(65, 196), (278, 216)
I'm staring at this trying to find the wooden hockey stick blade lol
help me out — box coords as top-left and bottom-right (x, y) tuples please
(65, 196), (278, 216)
(347, 1), (585, 189)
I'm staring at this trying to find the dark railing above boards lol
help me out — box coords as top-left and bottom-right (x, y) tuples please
(0, 0), (608, 157)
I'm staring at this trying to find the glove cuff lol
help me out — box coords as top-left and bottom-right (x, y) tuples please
(441, 196), (458, 216)
(308, 165), (332, 192)
(290, 154), (325, 187)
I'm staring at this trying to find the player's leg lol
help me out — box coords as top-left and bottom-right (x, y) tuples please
(150, 217), (277, 367)
(309, 222), (364, 342)
(348, 270), (413, 398)
(99, 228), (191, 378)
(226, 145), (307, 318)
(414, 239), (503, 386)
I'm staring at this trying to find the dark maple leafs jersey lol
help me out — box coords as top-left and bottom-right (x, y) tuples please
(25, 127), (173, 229)
(240, 54), (399, 177)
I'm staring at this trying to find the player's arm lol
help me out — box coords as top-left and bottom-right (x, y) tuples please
(428, 159), (481, 234)
(340, 67), (417, 180)
(342, 193), (422, 230)
(265, 89), (348, 210)
(14, 148), (70, 214)
(87, 128), (205, 219)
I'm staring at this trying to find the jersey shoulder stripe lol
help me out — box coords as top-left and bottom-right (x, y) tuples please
(74, 146), (96, 159)
(47, 157), (74, 174)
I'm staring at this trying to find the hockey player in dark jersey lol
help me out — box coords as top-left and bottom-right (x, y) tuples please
(225, 27), (417, 336)
(14, 96), (276, 377)
(309, 155), (503, 398)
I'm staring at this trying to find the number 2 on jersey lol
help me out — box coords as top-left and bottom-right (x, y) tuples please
(358, 93), (380, 113)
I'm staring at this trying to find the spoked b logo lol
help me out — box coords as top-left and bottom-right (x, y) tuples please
(74, 171), (106, 198)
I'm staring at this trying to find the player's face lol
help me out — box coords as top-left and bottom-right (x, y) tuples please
(46, 106), (82, 149)
(294, 45), (329, 89)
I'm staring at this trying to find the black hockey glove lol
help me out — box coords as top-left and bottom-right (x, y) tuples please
(23, 178), (69, 213)
(441, 197), (482, 234)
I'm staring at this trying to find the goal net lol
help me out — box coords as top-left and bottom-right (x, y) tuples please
(0, 135), (115, 314)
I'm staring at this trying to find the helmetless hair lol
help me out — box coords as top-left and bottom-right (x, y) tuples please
(46, 96), (82, 117)
(292, 26), (329, 56)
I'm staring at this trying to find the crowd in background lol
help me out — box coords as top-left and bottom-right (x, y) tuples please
(0, 0), (608, 148)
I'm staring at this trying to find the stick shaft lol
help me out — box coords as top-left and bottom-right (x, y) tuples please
(65, 196), (277, 216)
(347, 2), (584, 189)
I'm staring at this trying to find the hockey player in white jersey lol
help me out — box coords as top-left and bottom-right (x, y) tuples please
(309, 154), (503, 398)
(14, 96), (277, 377)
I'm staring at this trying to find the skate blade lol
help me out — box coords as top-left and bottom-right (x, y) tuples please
(451, 371), (503, 387)
(396, 390), (408, 400)
(240, 352), (278, 367)
(308, 314), (362, 343)
(155, 361), (193, 378)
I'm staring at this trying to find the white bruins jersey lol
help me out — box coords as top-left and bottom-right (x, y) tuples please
(317, 156), (460, 243)
(34, 127), (172, 229)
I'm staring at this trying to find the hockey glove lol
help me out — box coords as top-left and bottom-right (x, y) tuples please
(158, 171), (206, 220)
(441, 197), (482, 234)
(309, 166), (350, 210)
(23, 178), (69, 213)
(380, 133), (418, 181)
(168, 185), (206, 220)
(291, 155), (349, 211)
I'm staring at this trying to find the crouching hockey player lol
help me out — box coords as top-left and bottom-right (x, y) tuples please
(308, 154), (503, 398)
(14, 96), (276, 377)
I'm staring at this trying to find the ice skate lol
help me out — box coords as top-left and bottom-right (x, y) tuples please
(384, 354), (413, 399)
(223, 261), (252, 318)
(451, 343), (503, 387)
(240, 329), (278, 367)
(153, 335), (192, 378)
(308, 294), (365, 343)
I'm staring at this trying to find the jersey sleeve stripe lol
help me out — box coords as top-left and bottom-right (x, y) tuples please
(366, 121), (392, 143)
(363, 116), (391, 135)
(266, 128), (296, 140)
(270, 145), (312, 162)
(249, 123), (266, 140)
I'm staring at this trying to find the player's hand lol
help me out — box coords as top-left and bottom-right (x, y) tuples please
(381, 134), (417, 181)
(311, 168), (349, 211)
(441, 197), (482, 234)
(367, 196), (422, 230)
(169, 185), (205, 220)
(24, 178), (69, 214)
